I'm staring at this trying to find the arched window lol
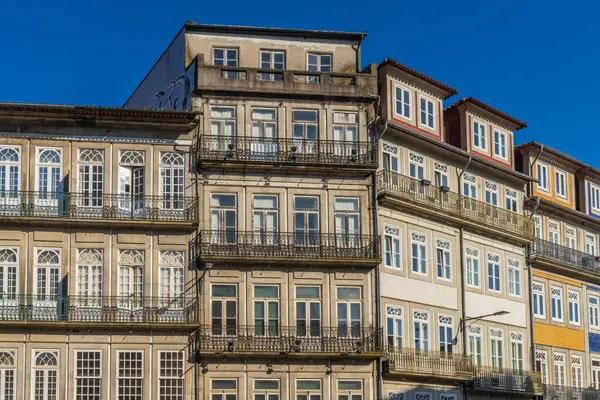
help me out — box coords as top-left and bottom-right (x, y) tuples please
(36, 148), (62, 195)
(0, 248), (18, 299)
(0, 350), (16, 400)
(34, 249), (60, 302)
(78, 149), (104, 207)
(159, 152), (185, 211)
(118, 250), (144, 309)
(33, 351), (58, 400)
(76, 249), (103, 306)
(0, 147), (20, 194)
(118, 151), (145, 213)
(159, 251), (184, 307)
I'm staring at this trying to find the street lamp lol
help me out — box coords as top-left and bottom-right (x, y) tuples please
(455, 310), (510, 345)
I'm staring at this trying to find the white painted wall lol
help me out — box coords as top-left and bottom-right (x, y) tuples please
(465, 292), (527, 327)
(381, 272), (458, 310)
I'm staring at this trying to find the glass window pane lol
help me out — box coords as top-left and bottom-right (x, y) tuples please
(334, 198), (359, 211)
(211, 194), (236, 207)
(337, 287), (360, 299)
(295, 197), (319, 210)
(255, 285), (279, 298)
(297, 380), (321, 390)
(212, 284), (237, 297)
(293, 110), (318, 122)
(255, 380), (279, 390)
(296, 286), (320, 298)
(338, 381), (362, 390)
(212, 380), (237, 389)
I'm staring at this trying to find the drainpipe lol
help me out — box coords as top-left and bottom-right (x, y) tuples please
(528, 263), (536, 372)
(459, 227), (469, 400)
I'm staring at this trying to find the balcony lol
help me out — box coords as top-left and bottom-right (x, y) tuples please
(194, 58), (377, 102)
(529, 238), (600, 277)
(193, 136), (376, 173)
(193, 325), (383, 358)
(193, 231), (381, 267)
(543, 384), (600, 399)
(0, 295), (199, 328)
(0, 191), (198, 229)
(377, 170), (535, 244)
(470, 366), (542, 396)
(383, 347), (474, 382)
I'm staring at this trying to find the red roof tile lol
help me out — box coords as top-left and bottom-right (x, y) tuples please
(447, 97), (527, 129)
(378, 58), (458, 99)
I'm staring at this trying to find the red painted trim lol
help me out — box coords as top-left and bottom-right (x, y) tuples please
(388, 84), (441, 141)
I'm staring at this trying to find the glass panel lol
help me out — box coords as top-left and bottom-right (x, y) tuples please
(337, 287), (360, 299)
(255, 286), (279, 298)
(212, 380), (237, 389)
(255, 380), (279, 390)
(293, 110), (318, 122)
(295, 197), (319, 210)
(297, 380), (321, 390)
(337, 381), (362, 390)
(212, 285), (237, 297)
(296, 286), (320, 298)
(211, 194), (236, 207)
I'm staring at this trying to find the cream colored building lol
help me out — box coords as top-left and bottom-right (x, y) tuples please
(126, 23), (382, 400)
(0, 104), (199, 399)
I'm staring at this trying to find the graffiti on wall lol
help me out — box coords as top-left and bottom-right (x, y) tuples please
(149, 61), (196, 111)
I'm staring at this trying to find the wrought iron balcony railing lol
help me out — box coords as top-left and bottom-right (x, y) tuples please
(472, 366), (542, 395)
(384, 347), (474, 380)
(543, 384), (600, 399)
(193, 325), (383, 356)
(377, 170), (535, 241)
(193, 135), (376, 169)
(0, 191), (198, 224)
(193, 231), (381, 265)
(529, 238), (600, 276)
(0, 295), (199, 325)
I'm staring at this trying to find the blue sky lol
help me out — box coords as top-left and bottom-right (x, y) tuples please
(0, 0), (596, 163)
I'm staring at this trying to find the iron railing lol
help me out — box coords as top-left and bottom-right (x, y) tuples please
(384, 347), (473, 379)
(0, 191), (198, 223)
(529, 238), (600, 276)
(194, 231), (380, 263)
(194, 136), (376, 168)
(0, 295), (199, 324)
(543, 384), (600, 399)
(377, 170), (535, 239)
(472, 366), (542, 394)
(193, 325), (383, 355)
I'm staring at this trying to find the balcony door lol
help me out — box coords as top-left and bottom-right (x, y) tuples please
(210, 107), (236, 153)
(33, 351), (58, 400)
(0, 351), (15, 400)
(159, 152), (185, 212)
(251, 108), (277, 161)
(291, 110), (318, 157)
(333, 112), (358, 158)
(35, 148), (62, 215)
(211, 284), (237, 336)
(334, 198), (360, 249)
(0, 147), (21, 212)
(254, 285), (279, 337)
(117, 250), (144, 313)
(118, 151), (145, 217)
(294, 196), (319, 247)
(252, 196), (278, 245)
(76, 249), (103, 310)
(210, 194), (237, 244)
(33, 249), (61, 319)
(0, 249), (18, 317)
(295, 286), (321, 337)
(337, 287), (361, 338)
(78, 149), (104, 209)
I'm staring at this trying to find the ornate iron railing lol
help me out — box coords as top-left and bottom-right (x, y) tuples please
(194, 231), (380, 263)
(529, 238), (600, 276)
(194, 135), (376, 168)
(0, 295), (199, 324)
(472, 366), (542, 394)
(193, 325), (383, 355)
(543, 384), (600, 399)
(384, 347), (473, 379)
(0, 191), (198, 223)
(377, 170), (535, 239)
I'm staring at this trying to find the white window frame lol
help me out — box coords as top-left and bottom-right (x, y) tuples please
(537, 162), (549, 192)
(213, 47), (239, 67)
(384, 225), (401, 270)
(419, 94), (436, 129)
(587, 233), (597, 256)
(493, 129), (508, 159)
(590, 295), (600, 329)
(510, 333), (524, 371)
(394, 84), (413, 121)
(295, 379), (321, 400)
(535, 216), (542, 239)
(508, 259), (521, 297)
(565, 226), (577, 249)
(467, 325), (483, 366)
(484, 181), (499, 207)
(0, 247), (19, 300)
(253, 379), (280, 400)
(336, 380), (362, 400)
(554, 353), (566, 387)
(505, 188), (518, 213)
(472, 119), (488, 152)
(158, 351), (184, 400)
(555, 169), (567, 199)
(386, 305), (403, 349)
(551, 286), (564, 323)
(465, 248), (480, 288)
(536, 350), (549, 385)
(382, 142), (399, 173)
(0, 146), (21, 193)
(211, 379), (238, 400)
(438, 315), (454, 354)
(591, 183), (600, 213)
(413, 310), (429, 351)
(32, 350), (59, 400)
(462, 173), (477, 199)
(410, 232), (427, 275)
(408, 152), (425, 181)
(571, 355), (584, 388)
(116, 351), (143, 400)
(533, 282), (546, 319)
(490, 329), (504, 368)
(75, 350), (102, 400)
(593, 359), (600, 389)
(436, 239), (451, 281)
(568, 290), (581, 326)
(434, 162), (449, 188)
(487, 253), (501, 293)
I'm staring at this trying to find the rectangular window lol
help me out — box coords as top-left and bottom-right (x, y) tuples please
(386, 306), (403, 348)
(537, 163), (549, 191)
(535, 216), (542, 239)
(571, 356), (583, 388)
(334, 198), (360, 247)
(394, 85), (412, 120)
(555, 169), (567, 199)
(508, 260), (521, 297)
(413, 311), (429, 351)
(592, 184), (600, 212)
(438, 315), (453, 354)
(210, 107), (236, 148)
(419, 96), (435, 129)
(296, 286), (321, 337)
(533, 282), (546, 319)
(214, 48), (238, 67)
(462, 174), (477, 199)
(382, 142), (399, 172)
(590, 295), (600, 329)
(593, 360), (600, 389)
(117, 351), (143, 400)
(485, 182), (498, 207)
(587, 233), (597, 256)
(510, 333), (524, 371)
(337, 380), (362, 400)
(292, 110), (318, 144)
(252, 195), (278, 245)
(493, 130), (507, 159)
(436, 239), (451, 280)
(211, 194), (237, 244)
(566, 227), (577, 249)
(296, 380), (321, 400)
(505, 189), (518, 212)
(466, 248), (480, 287)
(569, 291), (581, 326)
(337, 287), (362, 337)
(260, 50), (285, 81)
(159, 351), (184, 400)
(554, 353), (566, 387)
(487, 253), (501, 292)
(473, 120), (487, 151)
(254, 285), (279, 337)
(251, 108), (277, 159)
(76, 351), (102, 400)
(434, 163), (448, 188)
(411, 233), (427, 275)
(307, 53), (331, 72)
(551, 286), (564, 322)
(408, 153), (425, 180)
(548, 221), (560, 245)
(490, 329), (504, 368)
(211, 379), (237, 400)
(468, 326), (483, 366)
(211, 284), (237, 336)
(536, 350), (549, 385)
(384, 225), (401, 270)
(294, 196), (320, 246)
(254, 380), (280, 400)
(333, 112), (358, 158)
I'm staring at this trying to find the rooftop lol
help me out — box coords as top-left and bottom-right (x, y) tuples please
(379, 58), (458, 99)
(447, 97), (528, 129)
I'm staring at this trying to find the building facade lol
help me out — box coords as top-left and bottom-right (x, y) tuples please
(516, 142), (600, 399)
(0, 104), (200, 399)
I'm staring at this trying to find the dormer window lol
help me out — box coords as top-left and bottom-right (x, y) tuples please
(394, 85), (412, 121)
(555, 169), (567, 199)
(536, 163), (549, 192)
(473, 120), (487, 152)
(590, 183), (600, 214)
(493, 129), (508, 159)
(419, 95), (435, 129)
